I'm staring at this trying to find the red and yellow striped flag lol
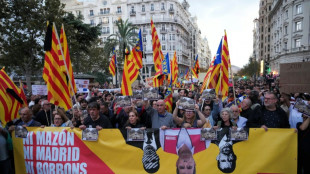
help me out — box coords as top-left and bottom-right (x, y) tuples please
(0, 68), (22, 125)
(171, 51), (179, 85)
(43, 23), (72, 111)
(191, 55), (200, 79)
(59, 24), (77, 95)
(109, 50), (116, 76)
(200, 56), (215, 93)
(19, 81), (28, 107)
(131, 29), (143, 69)
(150, 19), (164, 72)
(218, 30), (230, 99)
(121, 50), (139, 96)
(164, 85), (173, 113)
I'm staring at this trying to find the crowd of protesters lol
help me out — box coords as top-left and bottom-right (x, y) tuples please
(0, 76), (310, 174)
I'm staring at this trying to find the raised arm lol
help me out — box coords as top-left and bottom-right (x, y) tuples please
(196, 104), (206, 127)
(173, 100), (183, 126)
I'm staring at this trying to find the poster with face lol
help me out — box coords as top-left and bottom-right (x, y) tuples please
(15, 126), (28, 138)
(178, 97), (195, 111)
(293, 98), (310, 117)
(82, 128), (99, 141)
(230, 128), (248, 141)
(133, 90), (143, 100)
(201, 89), (216, 101)
(142, 88), (159, 100)
(115, 96), (132, 108)
(201, 128), (217, 141)
(127, 128), (144, 141)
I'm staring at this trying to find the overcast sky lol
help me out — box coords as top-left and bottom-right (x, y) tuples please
(186, 0), (259, 68)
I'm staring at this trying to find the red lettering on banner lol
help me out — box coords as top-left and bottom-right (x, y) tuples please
(23, 130), (114, 174)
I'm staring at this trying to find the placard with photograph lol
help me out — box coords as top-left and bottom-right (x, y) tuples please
(82, 128), (99, 141)
(15, 126), (28, 138)
(293, 98), (310, 117)
(178, 97), (195, 110)
(200, 128), (217, 141)
(115, 96), (132, 108)
(230, 128), (248, 141)
(133, 90), (143, 100)
(201, 89), (216, 100)
(127, 128), (144, 141)
(142, 88), (158, 100)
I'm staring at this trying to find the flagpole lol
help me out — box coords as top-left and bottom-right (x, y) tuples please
(53, 23), (77, 109)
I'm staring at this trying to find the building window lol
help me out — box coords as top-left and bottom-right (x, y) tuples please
(100, 9), (103, 14)
(103, 1), (107, 5)
(170, 4), (173, 10)
(90, 10), (94, 16)
(284, 42), (287, 50)
(173, 45), (175, 50)
(296, 4), (302, 14)
(284, 25), (288, 34)
(285, 10), (288, 18)
(172, 34), (175, 40)
(162, 34), (165, 41)
(295, 21), (302, 31)
(162, 45), (166, 50)
(171, 25), (174, 31)
(143, 36), (146, 42)
(161, 3), (165, 10)
(151, 4), (154, 11)
(162, 24), (165, 30)
(142, 5), (145, 12)
(117, 7), (121, 13)
(131, 6), (135, 12)
(90, 19), (95, 25)
(295, 39), (301, 48)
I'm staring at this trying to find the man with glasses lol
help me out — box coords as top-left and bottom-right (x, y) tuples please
(35, 99), (53, 126)
(8, 107), (41, 133)
(230, 105), (247, 128)
(260, 92), (290, 131)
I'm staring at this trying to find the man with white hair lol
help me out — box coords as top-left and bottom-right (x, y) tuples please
(230, 105), (247, 128)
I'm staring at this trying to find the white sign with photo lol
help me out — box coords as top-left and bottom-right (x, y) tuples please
(32, 85), (47, 95)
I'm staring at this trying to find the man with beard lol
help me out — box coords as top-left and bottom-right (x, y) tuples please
(216, 135), (237, 173)
(121, 129), (161, 173)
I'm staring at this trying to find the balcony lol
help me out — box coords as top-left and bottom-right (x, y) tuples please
(161, 8), (165, 12)
(160, 29), (167, 33)
(102, 31), (110, 35)
(99, 11), (110, 15)
(130, 11), (136, 16)
(169, 8), (174, 14)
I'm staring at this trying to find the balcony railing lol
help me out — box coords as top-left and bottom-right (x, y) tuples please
(169, 8), (174, 13)
(130, 11), (136, 15)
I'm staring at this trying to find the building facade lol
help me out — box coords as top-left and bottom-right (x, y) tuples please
(61, 0), (211, 79)
(268, 0), (310, 73)
(258, 0), (273, 73)
(252, 18), (260, 62)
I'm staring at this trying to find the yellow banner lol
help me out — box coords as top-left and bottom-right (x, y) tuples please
(13, 128), (297, 174)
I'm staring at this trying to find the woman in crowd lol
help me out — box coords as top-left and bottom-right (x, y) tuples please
(71, 105), (84, 127)
(123, 110), (145, 129)
(52, 109), (73, 127)
(213, 108), (237, 131)
(173, 101), (206, 128)
(202, 105), (215, 128)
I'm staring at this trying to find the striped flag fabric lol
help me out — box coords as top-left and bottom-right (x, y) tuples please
(184, 67), (190, 81)
(150, 19), (164, 72)
(191, 54), (200, 78)
(19, 80), (28, 107)
(131, 29), (143, 69)
(218, 30), (231, 99)
(171, 51), (178, 85)
(109, 48), (117, 76)
(42, 23), (72, 111)
(164, 84), (173, 113)
(200, 56), (215, 93)
(209, 39), (223, 92)
(0, 68), (22, 125)
(59, 24), (77, 95)
(121, 50), (139, 96)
